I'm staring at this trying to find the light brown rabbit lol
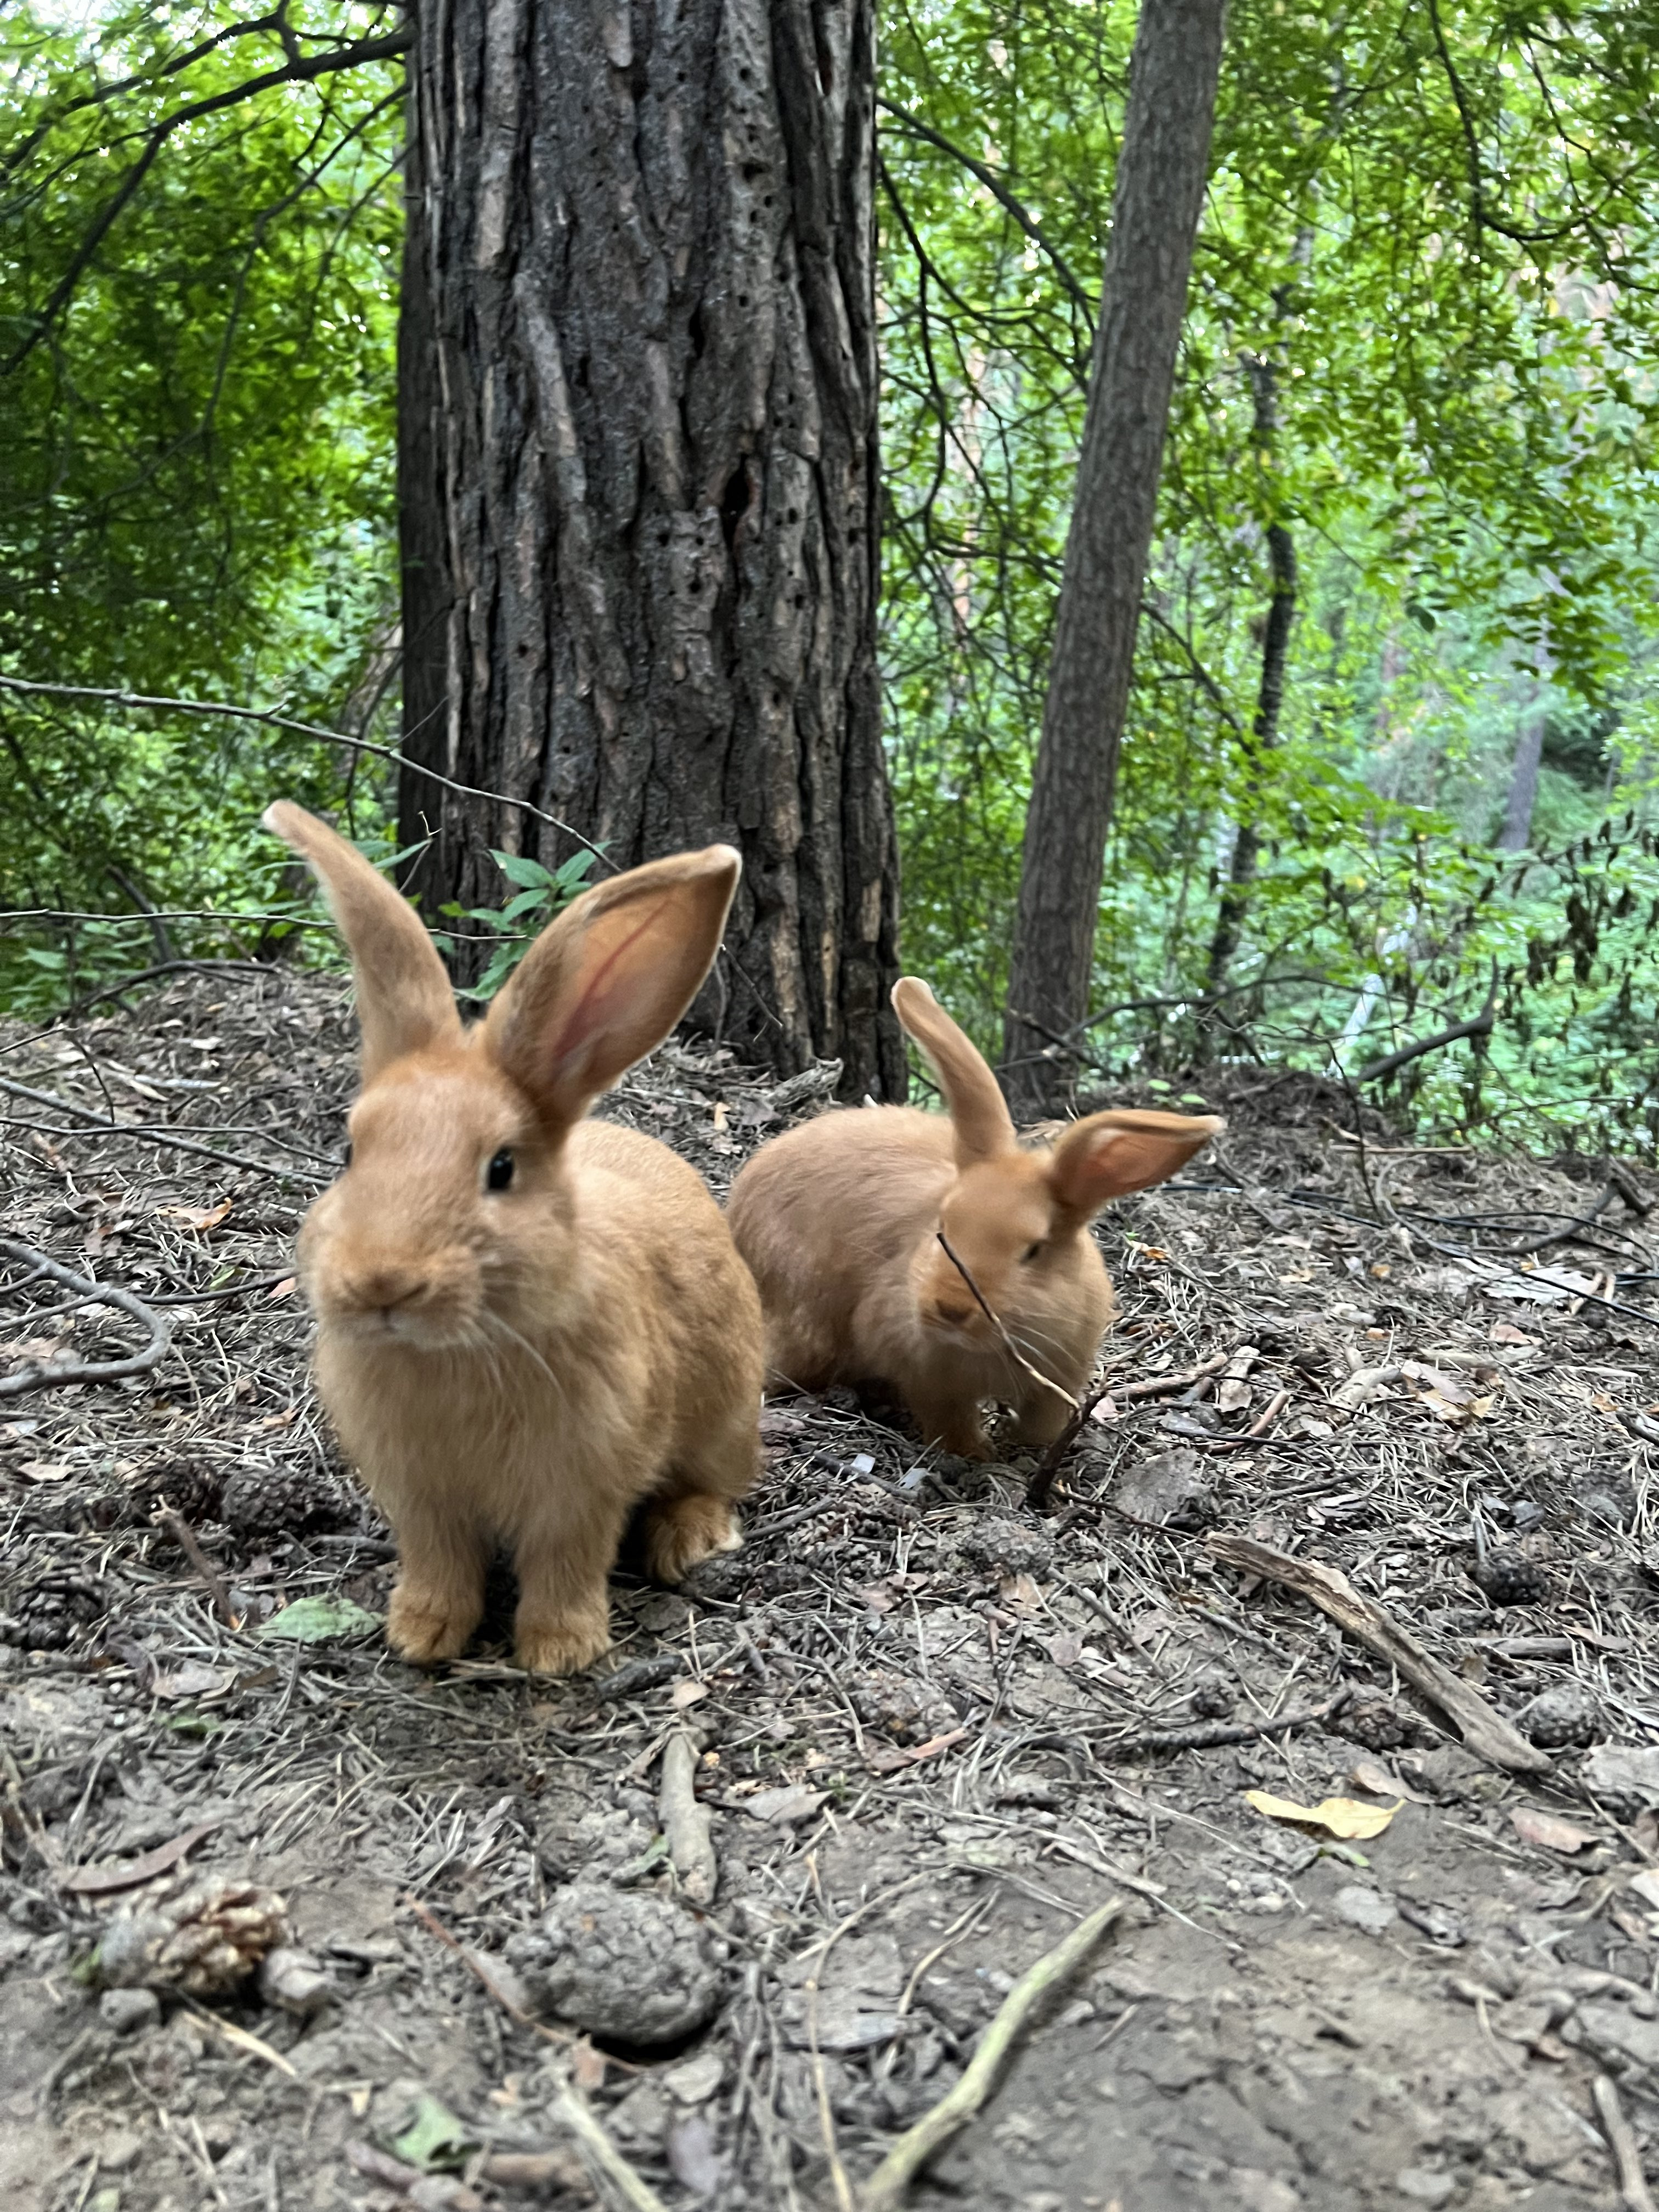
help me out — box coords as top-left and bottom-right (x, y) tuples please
(264, 803), (763, 1675)
(727, 978), (1221, 1460)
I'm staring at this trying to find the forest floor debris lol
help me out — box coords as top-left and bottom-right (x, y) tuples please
(3, 966), (1659, 2209)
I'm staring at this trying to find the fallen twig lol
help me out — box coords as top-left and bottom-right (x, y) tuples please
(1204, 1532), (1551, 1776)
(858, 1896), (1125, 2211)
(1113, 1350), (1229, 1403)
(1103, 1687), (1351, 1761)
(0, 1238), (173, 1396)
(153, 1506), (238, 1629)
(1028, 1384), (1109, 1513)
(1594, 2074), (1658, 2212)
(345, 2143), (481, 2210)
(0, 1073), (326, 1186)
(659, 1729), (717, 1904)
(936, 1232), (1076, 1413)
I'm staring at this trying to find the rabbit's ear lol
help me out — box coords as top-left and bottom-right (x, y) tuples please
(1048, 1108), (1223, 1218)
(264, 803), (459, 1082)
(484, 845), (740, 1127)
(892, 978), (1015, 1167)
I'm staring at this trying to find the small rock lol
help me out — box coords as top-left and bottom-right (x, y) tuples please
(995, 1775), (1062, 1809)
(1582, 1744), (1659, 1812)
(99, 1986), (160, 2035)
(1113, 1448), (1212, 1529)
(1395, 2169), (1456, 2206)
(258, 1945), (334, 2016)
(503, 1881), (726, 2045)
(662, 2050), (725, 2104)
(1573, 1477), (1637, 1530)
(606, 2080), (669, 2149)
(1516, 1683), (1600, 1750)
(1332, 1886), (1397, 1937)
(957, 1519), (1053, 1579)
(94, 2132), (144, 2173)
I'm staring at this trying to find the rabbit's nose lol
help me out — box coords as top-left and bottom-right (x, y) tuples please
(932, 1296), (974, 1327)
(350, 1264), (428, 1315)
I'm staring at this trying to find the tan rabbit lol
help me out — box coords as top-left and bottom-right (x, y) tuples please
(264, 803), (763, 1675)
(727, 978), (1221, 1460)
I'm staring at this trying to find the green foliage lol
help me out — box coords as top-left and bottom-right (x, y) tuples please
(881, 0), (1659, 1147)
(435, 848), (603, 1002)
(0, 0), (403, 997)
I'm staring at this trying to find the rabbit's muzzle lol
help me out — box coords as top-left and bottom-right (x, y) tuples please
(314, 1246), (481, 1345)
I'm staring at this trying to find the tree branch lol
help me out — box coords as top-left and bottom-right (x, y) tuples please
(1354, 981), (1497, 1084)
(0, 1239), (173, 1397)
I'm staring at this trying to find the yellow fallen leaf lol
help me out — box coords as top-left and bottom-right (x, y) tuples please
(1246, 1790), (1402, 1841)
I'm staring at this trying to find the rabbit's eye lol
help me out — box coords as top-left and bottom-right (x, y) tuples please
(1021, 1242), (1043, 1263)
(486, 1147), (515, 1192)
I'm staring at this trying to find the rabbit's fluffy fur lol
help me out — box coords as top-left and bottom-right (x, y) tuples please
(267, 803), (762, 1676)
(729, 978), (1221, 1460)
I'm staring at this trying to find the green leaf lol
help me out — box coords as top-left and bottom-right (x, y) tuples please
(389, 2092), (477, 2173)
(257, 1595), (383, 1644)
(490, 850), (558, 890)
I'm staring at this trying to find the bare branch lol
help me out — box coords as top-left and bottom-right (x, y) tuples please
(0, 1238), (173, 1396)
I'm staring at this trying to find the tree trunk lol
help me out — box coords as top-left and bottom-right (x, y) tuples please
(1204, 357), (1297, 1017)
(396, 0), (904, 1099)
(1000, 0), (1226, 1119)
(1496, 691), (1546, 852)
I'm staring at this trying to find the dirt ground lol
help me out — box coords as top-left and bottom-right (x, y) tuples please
(4, 966), (1659, 2212)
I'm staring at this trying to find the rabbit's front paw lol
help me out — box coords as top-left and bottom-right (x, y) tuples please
(646, 1494), (742, 1584)
(387, 1582), (479, 1664)
(515, 1609), (612, 1678)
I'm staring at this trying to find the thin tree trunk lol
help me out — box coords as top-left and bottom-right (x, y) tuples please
(1001, 0), (1226, 1118)
(1497, 689), (1547, 852)
(1204, 358), (1297, 1013)
(396, 0), (903, 1098)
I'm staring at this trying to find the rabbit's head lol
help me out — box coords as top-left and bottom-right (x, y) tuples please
(893, 978), (1221, 1356)
(263, 804), (738, 1352)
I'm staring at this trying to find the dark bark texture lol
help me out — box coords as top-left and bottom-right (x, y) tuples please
(397, 0), (903, 1097)
(1001, 0), (1226, 1117)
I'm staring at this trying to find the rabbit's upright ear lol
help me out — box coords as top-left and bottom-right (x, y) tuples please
(484, 845), (740, 1128)
(263, 803), (459, 1082)
(892, 978), (1015, 1167)
(1048, 1108), (1223, 1219)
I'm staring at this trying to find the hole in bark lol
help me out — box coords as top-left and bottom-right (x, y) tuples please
(815, 40), (833, 94)
(718, 465), (749, 553)
(688, 303), (706, 358)
(786, 507), (798, 523)
(575, 354), (590, 390)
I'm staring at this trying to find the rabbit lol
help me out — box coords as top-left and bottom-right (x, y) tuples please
(263, 802), (764, 1676)
(726, 977), (1221, 1461)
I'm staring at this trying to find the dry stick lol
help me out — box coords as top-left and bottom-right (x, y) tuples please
(935, 1233), (1076, 1415)
(1593, 2074), (1659, 2212)
(659, 1729), (718, 1905)
(1204, 1532), (1552, 1776)
(153, 1506), (238, 1629)
(404, 1898), (667, 2212)
(1028, 1349), (1231, 1511)
(859, 1898), (1125, 2212)
(0, 1071), (328, 1186)
(1104, 1686), (1352, 1762)
(0, 1237), (173, 1396)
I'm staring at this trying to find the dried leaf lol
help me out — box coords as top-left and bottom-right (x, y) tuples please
(865, 1729), (966, 1775)
(159, 1200), (233, 1234)
(670, 1679), (709, 1710)
(1044, 1629), (1086, 1668)
(19, 1458), (71, 1482)
(998, 1571), (1043, 1615)
(1246, 1790), (1401, 1841)
(60, 1818), (227, 1897)
(571, 2039), (607, 2091)
(709, 1101), (729, 1133)
(1215, 1378), (1254, 1414)
(152, 1662), (232, 1701)
(1350, 1758), (1434, 1807)
(1626, 1869), (1659, 1911)
(1510, 1807), (1600, 1855)
(743, 1786), (828, 1826)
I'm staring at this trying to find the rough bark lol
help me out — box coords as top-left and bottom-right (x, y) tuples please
(1204, 359), (1297, 1013)
(397, 0), (903, 1097)
(1001, 0), (1226, 1119)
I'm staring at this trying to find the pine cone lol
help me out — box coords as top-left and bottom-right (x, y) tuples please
(98, 1877), (289, 1997)
(1337, 1692), (1424, 1754)
(1470, 1550), (1551, 1608)
(138, 1455), (224, 1526)
(1188, 1676), (1234, 1721)
(6, 1572), (106, 1650)
(222, 1460), (350, 1544)
(1516, 1683), (1600, 1750)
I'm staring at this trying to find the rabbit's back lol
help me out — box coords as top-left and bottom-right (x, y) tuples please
(727, 1107), (955, 1386)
